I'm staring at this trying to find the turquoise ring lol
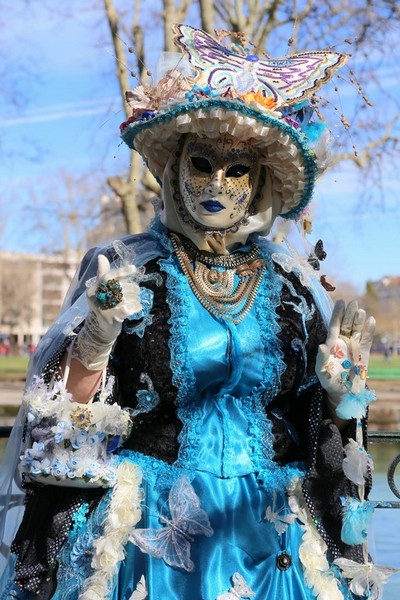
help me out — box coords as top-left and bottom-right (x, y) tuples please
(95, 279), (123, 310)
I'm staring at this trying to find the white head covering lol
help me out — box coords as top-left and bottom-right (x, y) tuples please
(159, 153), (281, 251)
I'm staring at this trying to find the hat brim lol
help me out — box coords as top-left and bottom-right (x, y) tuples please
(121, 99), (317, 218)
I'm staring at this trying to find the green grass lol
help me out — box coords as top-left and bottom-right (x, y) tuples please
(0, 356), (29, 381)
(0, 353), (398, 382)
(369, 353), (400, 380)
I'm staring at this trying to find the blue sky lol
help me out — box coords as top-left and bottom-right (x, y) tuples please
(1, 2), (399, 293)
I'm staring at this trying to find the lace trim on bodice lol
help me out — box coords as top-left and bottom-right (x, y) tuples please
(246, 243), (305, 490)
(159, 250), (203, 471)
(158, 228), (301, 488)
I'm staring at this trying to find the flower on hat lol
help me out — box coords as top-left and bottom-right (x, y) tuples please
(239, 91), (278, 111)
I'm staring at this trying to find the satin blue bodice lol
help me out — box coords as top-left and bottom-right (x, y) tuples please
(159, 246), (293, 486)
(177, 299), (265, 478)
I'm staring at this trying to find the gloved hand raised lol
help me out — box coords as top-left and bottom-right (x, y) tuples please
(316, 300), (376, 420)
(72, 254), (142, 371)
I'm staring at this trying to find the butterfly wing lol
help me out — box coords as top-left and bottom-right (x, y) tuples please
(314, 239), (327, 261)
(264, 505), (276, 522)
(174, 24), (243, 71)
(173, 24), (253, 92)
(162, 526), (194, 572)
(136, 523), (195, 572)
(168, 476), (213, 538)
(231, 572), (256, 597)
(265, 505), (296, 534)
(129, 575), (148, 600)
(129, 525), (194, 572)
(256, 51), (347, 104)
(320, 275), (336, 292)
(129, 527), (172, 560)
(274, 513), (297, 535)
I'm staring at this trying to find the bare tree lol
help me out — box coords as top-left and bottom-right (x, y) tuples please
(3, 2), (399, 241)
(23, 171), (113, 256)
(0, 257), (36, 340)
(101, 0), (400, 233)
(103, 0), (192, 233)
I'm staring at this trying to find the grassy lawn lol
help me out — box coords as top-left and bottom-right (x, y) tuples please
(368, 353), (400, 380)
(0, 356), (29, 381)
(0, 353), (399, 382)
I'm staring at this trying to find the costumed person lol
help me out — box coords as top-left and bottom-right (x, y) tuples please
(0, 23), (396, 600)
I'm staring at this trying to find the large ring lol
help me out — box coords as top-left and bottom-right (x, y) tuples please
(95, 279), (123, 310)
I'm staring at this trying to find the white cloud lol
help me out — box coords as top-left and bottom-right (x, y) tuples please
(0, 97), (121, 127)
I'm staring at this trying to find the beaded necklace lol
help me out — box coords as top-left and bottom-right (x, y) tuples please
(170, 233), (266, 324)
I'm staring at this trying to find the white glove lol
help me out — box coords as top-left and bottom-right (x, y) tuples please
(72, 254), (142, 371)
(316, 300), (376, 419)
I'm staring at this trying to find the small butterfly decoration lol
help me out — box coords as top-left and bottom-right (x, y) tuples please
(173, 24), (347, 107)
(331, 343), (345, 359)
(128, 575), (148, 600)
(342, 438), (373, 487)
(307, 239), (327, 271)
(333, 558), (400, 600)
(264, 491), (297, 535)
(305, 239), (336, 291)
(129, 476), (213, 572)
(217, 572), (255, 600)
(320, 274), (336, 292)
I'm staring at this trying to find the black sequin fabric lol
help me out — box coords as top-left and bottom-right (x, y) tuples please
(11, 485), (103, 596)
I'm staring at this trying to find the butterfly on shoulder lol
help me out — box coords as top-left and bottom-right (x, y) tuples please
(307, 239), (327, 271)
(129, 476), (213, 572)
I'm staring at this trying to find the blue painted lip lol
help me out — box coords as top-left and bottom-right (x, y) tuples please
(201, 200), (225, 212)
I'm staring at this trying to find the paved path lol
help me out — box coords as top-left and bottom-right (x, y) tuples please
(0, 382), (25, 406)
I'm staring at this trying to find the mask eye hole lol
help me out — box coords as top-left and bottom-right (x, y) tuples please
(226, 164), (251, 178)
(190, 156), (213, 173)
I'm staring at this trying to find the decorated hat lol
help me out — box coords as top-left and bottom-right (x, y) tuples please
(121, 24), (347, 219)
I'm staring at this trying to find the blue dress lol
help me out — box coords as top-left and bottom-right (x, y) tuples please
(48, 249), (352, 600)
(1, 236), (357, 600)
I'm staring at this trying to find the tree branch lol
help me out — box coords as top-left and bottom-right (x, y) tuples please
(199, 0), (216, 33)
(331, 113), (400, 168)
(103, 0), (131, 118)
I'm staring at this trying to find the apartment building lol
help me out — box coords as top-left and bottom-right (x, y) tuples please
(0, 250), (80, 347)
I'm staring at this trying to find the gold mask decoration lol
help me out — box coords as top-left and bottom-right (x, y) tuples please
(178, 133), (261, 232)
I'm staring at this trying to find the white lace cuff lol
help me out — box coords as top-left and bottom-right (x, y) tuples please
(71, 310), (121, 371)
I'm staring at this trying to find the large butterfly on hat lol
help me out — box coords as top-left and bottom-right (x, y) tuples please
(173, 24), (347, 106)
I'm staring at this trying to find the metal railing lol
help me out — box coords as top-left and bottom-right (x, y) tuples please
(1, 426), (400, 505)
(0, 426), (12, 439)
(368, 431), (400, 508)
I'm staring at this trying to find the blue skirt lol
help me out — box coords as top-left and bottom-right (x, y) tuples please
(110, 467), (339, 600)
(2, 461), (355, 600)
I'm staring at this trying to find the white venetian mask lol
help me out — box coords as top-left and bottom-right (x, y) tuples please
(178, 133), (261, 231)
